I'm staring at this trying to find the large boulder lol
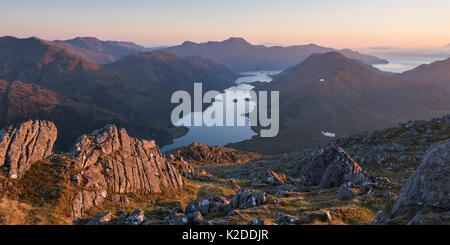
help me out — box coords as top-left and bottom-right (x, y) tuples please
(185, 195), (231, 216)
(391, 140), (450, 217)
(231, 189), (267, 209)
(0, 120), (57, 178)
(301, 144), (373, 189)
(70, 125), (184, 219)
(251, 170), (292, 186)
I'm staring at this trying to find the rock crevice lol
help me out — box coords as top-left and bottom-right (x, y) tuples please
(0, 120), (57, 178)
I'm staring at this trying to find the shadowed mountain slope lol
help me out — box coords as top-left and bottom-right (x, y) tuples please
(229, 52), (450, 154)
(398, 57), (450, 90)
(0, 79), (128, 151)
(52, 37), (150, 64)
(0, 36), (237, 150)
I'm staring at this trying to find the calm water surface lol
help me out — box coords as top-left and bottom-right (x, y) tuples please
(161, 71), (281, 152)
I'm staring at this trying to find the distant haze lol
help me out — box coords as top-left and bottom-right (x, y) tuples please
(1, 0), (449, 48)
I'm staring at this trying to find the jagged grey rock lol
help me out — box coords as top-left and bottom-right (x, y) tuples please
(186, 196), (230, 216)
(336, 185), (357, 200)
(0, 120), (57, 178)
(370, 210), (388, 225)
(167, 213), (189, 225)
(119, 209), (145, 225)
(176, 162), (196, 179)
(231, 189), (266, 209)
(276, 212), (301, 225)
(86, 212), (112, 225)
(391, 140), (450, 217)
(187, 211), (204, 225)
(248, 219), (277, 225)
(301, 145), (373, 189)
(70, 124), (184, 219)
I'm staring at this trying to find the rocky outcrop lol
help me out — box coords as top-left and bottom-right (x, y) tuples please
(70, 125), (184, 219)
(176, 162), (196, 179)
(170, 160), (215, 181)
(336, 185), (357, 200)
(118, 209), (146, 225)
(300, 144), (373, 189)
(250, 170), (292, 186)
(167, 142), (261, 165)
(370, 210), (388, 225)
(276, 212), (301, 225)
(86, 212), (112, 225)
(185, 195), (231, 216)
(248, 219), (277, 225)
(0, 120), (57, 178)
(391, 140), (450, 217)
(231, 189), (267, 209)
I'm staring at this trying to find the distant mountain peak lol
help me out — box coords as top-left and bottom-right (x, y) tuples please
(303, 43), (321, 47)
(222, 37), (251, 45)
(73, 36), (100, 41)
(303, 51), (351, 64)
(283, 51), (376, 82)
(181, 41), (197, 46)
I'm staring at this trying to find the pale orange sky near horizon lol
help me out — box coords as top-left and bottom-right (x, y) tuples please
(1, 0), (449, 49)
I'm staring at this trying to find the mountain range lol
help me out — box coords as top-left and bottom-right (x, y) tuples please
(158, 37), (388, 71)
(0, 36), (237, 150)
(52, 37), (165, 64)
(1, 35), (449, 154)
(229, 52), (450, 154)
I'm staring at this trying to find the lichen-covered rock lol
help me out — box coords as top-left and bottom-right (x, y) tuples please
(118, 209), (145, 225)
(391, 140), (450, 217)
(370, 210), (388, 225)
(70, 125), (184, 219)
(186, 195), (231, 216)
(231, 189), (266, 209)
(0, 120), (57, 178)
(407, 211), (450, 225)
(300, 144), (373, 189)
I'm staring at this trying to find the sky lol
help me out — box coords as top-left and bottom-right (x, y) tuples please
(1, 0), (449, 49)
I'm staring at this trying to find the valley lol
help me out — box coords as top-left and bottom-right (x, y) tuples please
(0, 33), (449, 226)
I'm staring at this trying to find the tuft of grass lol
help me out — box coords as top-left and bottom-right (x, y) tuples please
(0, 198), (34, 225)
